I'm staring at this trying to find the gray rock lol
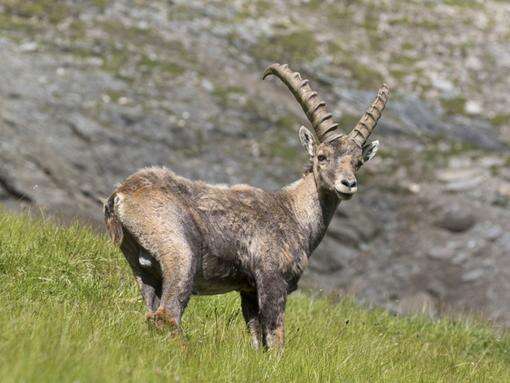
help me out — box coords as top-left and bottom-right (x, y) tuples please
(308, 250), (344, 275)
(451, 252), (470, 265)
(436, 208), (476, 233)
(462, 269), (485, 282)
(309, 237), (360, 275)
(326, 225), (361, 248)
(446, 178), (484, 192)
(482, 224), (503, 242)
(427, 246), (453, 260)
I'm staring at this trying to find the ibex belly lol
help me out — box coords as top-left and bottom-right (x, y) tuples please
(192, 254), (253, 295)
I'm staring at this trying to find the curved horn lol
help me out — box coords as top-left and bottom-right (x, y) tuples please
(263, 63), (342, 143)
(349, 84), (390, 147)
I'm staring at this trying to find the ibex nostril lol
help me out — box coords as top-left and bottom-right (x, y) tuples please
(341, 179), (357, 188)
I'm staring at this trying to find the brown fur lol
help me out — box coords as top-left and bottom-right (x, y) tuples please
(104, 71), (385, 350)
(104, 195), (123, 245)
(103, 154), (364, 348)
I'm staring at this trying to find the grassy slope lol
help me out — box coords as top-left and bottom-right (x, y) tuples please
(0, 211), (509, 382)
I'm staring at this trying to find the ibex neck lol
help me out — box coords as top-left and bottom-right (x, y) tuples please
(283, 172), (339, 254)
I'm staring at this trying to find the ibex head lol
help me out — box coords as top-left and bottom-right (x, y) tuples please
(263, 63), (389, 200)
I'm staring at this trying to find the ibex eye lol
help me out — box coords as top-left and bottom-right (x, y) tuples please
(317, 155), (327, 162)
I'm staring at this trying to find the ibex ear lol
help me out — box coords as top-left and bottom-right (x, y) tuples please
(362, 140), (379, 162)
(299, 126), (316, 158)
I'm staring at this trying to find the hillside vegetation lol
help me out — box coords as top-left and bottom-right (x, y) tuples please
(1, 0), (510, 324)
(0, 211), (509, 382)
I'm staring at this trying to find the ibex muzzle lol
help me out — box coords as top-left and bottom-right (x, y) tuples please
(104, 63), (389, 350)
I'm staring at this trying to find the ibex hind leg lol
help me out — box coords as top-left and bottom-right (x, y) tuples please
(136, 247), (162, 312)
(120, 230), (162, 313)
(146, 240), (196, 333)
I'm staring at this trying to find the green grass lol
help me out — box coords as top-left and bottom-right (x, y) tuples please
(441, 95), (467, 116)
(1, 211), (510, 382)
(250, 30), (319, 64)
(1, 0), (71, 24)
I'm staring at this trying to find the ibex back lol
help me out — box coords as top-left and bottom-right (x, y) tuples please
(104, 63), (390, 349)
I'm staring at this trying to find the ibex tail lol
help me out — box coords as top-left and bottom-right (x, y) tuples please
(104, 193), (124, 246)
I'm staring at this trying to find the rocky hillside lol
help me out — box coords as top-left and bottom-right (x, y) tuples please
(1, 0), (509, 323)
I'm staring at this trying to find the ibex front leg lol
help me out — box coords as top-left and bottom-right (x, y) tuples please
(240, 292), (262, 349)
(256, 272), (287, 350)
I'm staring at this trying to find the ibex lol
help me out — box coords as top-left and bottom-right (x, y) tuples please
(104, 63), (389, 349)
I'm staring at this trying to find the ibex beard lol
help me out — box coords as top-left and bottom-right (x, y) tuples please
(104, 63), (390, 350)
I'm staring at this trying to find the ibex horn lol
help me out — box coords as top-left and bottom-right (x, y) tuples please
(348, 84), (390, 147)
(263, 63), (343, 143)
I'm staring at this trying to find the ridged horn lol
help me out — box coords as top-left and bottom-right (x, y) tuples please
(263, 63), (343, 143)
(349, 84), (390, 147)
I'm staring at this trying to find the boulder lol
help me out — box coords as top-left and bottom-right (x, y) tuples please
(436, 208), (476, 233)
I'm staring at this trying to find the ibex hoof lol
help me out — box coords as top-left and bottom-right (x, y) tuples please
(146, 307), (179, 332)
